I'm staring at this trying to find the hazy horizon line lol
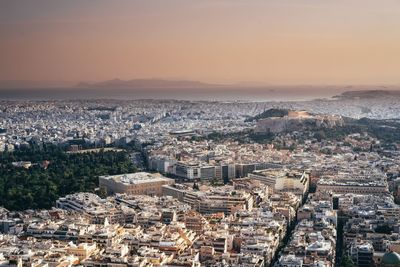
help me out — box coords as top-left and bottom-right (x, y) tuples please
(0, 78), (399, 89)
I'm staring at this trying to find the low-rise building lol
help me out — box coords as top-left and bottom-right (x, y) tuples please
(99, 172), (175, 196)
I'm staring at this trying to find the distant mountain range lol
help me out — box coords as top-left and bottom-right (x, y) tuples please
(75, 79), (223, 89)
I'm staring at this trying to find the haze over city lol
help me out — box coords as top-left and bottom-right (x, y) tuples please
(2, 2), (400, 267)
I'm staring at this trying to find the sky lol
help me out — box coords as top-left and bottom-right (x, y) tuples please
(1, 0), (400, 85)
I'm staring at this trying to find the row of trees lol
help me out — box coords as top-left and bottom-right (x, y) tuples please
(0, 145), (136, 210)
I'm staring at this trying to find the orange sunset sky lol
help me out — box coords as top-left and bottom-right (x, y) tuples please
(1, 0), (400, 85)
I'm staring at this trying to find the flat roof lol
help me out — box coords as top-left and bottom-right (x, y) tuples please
(100, 172), (174, 185)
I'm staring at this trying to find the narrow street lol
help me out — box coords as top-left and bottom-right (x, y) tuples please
(269, 192), (310, 267)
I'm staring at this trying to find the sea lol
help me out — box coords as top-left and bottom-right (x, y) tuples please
(0, 86), (346, 102)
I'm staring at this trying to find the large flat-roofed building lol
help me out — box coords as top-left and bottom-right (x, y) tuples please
(317, 179), (388, 195)
(99, 172), (175, 196)
(248, 169), (309, 201)
(317, 170), (389, 195)
(162, 184), (254, 215)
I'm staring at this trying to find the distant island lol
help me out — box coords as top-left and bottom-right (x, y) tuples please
(76, 79), (223, 89)
(334, 90), (400, 99)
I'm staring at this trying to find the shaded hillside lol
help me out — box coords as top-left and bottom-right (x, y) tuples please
(246, 109), (400, 146)
(245, 108), (290, 122)
(309, 116), (400, 145)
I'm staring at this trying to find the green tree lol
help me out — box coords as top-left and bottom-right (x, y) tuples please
(0, 146), (137, 210)
(341, 255), (356, 267)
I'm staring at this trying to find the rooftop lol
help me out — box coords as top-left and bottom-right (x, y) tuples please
(100, 172), (173, 185)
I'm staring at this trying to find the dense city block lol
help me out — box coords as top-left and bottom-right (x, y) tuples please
(1, 95), (400, 267)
